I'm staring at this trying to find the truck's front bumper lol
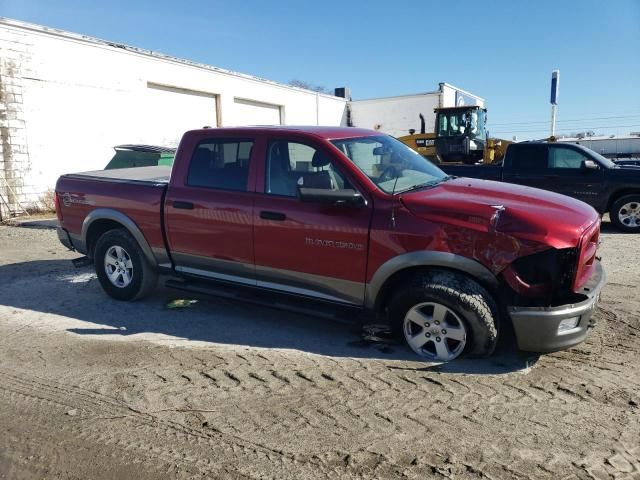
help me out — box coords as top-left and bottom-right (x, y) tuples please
(508, 261), (606, 352)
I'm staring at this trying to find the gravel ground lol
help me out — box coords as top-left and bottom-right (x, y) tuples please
(0, 220), (638, 479)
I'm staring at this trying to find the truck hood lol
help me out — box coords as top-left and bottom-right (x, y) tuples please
(610, 164), (640, 175)
(400, 177), (599, 249)
(613, 159), (640, 168)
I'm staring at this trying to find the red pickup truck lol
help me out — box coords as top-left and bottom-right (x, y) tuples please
(55, 126), (605, 361)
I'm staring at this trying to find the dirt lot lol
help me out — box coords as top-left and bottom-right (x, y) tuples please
(0, 220), (638, 479)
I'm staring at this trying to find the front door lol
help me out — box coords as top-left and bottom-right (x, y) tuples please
(253, 137), (372, 305)
(544, 145), (605, 207)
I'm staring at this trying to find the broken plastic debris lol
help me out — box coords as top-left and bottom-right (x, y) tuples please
(166, 299), (198, 309)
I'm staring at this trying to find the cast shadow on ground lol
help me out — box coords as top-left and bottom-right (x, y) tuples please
(0, 258), (538, 374)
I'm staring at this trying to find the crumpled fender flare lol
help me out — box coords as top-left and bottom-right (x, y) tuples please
(365, 251), (499, 310)
(81, 208), (156, 265)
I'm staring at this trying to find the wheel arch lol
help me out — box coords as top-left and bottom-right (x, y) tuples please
(365, 251), (500, 315)
(82, 209), (156, 265)
(607, 189), (640, 212)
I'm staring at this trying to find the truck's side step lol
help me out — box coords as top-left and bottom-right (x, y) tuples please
(164, 278), (365, 325)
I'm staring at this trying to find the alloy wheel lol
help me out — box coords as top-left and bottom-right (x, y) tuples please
(403, 302), (467, 361)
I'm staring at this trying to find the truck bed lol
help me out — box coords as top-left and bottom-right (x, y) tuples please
(56, 165), (171, 263)
(63, 165), (171, 185)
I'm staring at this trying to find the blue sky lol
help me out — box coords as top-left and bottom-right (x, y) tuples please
(3, 0), (639, 139)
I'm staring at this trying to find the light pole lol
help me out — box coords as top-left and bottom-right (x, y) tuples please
(550, 70), (560, 138)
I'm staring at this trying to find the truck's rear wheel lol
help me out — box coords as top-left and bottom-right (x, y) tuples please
(94, 229), (158, 301)
(610, 194), (640, 232)
(387, 270), (499, 361)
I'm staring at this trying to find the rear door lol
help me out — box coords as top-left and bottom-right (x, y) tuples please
(164, 132), (259, 284)
(502, 144), (549, 188)
(252, 135), (372, 305)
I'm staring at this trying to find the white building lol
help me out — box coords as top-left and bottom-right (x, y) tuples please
(0, 18), (348, 217)
(0, 17), (485, 219)
(348, 83), (485, 138)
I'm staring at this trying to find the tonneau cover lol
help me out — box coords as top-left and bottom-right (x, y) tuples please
(64, 165), (171, 184)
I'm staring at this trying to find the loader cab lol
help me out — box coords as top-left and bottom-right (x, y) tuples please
(435, 106), (487, 164)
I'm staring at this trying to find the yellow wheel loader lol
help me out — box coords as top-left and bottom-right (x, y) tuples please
(398, 106), (511, 165)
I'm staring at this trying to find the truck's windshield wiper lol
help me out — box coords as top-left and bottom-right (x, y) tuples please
(397, 179), (442, 194)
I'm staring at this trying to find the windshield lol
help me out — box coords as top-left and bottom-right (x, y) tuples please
(437, 109), (486, 140)
(575, 145), (616, 168)
(331, 135), (448, 194)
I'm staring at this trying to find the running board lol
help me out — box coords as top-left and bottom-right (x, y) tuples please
(164, 278), (365, 324)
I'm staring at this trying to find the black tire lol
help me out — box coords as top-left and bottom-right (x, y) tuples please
(94, 228), (158, 301)
(386, 270), (499, 360)
(610, 194), (640, 232)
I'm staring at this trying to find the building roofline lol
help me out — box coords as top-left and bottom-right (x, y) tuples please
(350, 90), (444, 103)
(439, 82), (484, 102)
(351, 82), (484, 104)
(0, 17), (346, 101)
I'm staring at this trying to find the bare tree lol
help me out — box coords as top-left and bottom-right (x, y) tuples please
(288, 79), (330, 94)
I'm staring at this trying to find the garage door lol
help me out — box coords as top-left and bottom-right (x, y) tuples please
(232, 98), (282, 126)
(144, 83), (218, 146)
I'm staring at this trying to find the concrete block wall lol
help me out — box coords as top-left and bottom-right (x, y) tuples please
(0, 24), (32, 219)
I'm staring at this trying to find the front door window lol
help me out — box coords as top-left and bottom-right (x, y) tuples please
(265, 140), (349, 197)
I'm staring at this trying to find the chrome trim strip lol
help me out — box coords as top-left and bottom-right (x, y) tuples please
(172, 252), (364, 305)
(365, 251), (499, 310)
(256, 280), (352, 304)
(172, 252), (255, 279)
(175, 265), (257, 286)
(255, 264), (364, 305)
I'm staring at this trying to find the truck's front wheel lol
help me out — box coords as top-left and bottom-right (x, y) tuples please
(387, 270), (499, 361)
(94, 229), (158, 301)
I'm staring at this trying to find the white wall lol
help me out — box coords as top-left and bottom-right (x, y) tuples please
(229, 98), (282, 126)
(0, 19), (347, 213)
(349, 93), (442, 138)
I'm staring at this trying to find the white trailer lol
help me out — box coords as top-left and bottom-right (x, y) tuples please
(560, 135), (640, 159)
(348, 83), (485, 138)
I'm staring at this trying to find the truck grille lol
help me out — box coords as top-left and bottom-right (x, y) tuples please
(572, 220), (600, 292)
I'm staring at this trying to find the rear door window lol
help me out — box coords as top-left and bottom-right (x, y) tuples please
(187, 140), (253, 191)
(509, 145), (548, 172)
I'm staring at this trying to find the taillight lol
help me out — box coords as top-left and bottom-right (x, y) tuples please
(54, 192), (63, 222)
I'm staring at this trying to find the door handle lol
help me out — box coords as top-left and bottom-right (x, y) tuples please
(172, 200), (194, 210)
(260, 210), (286, 221)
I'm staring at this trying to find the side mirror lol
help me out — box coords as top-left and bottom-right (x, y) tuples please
(373, 146), (390, 156)
(298, 188), (365, 207)
(582, 159), (599, 170)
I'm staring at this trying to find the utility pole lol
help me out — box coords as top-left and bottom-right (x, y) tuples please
(550, 70), (560, 138)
